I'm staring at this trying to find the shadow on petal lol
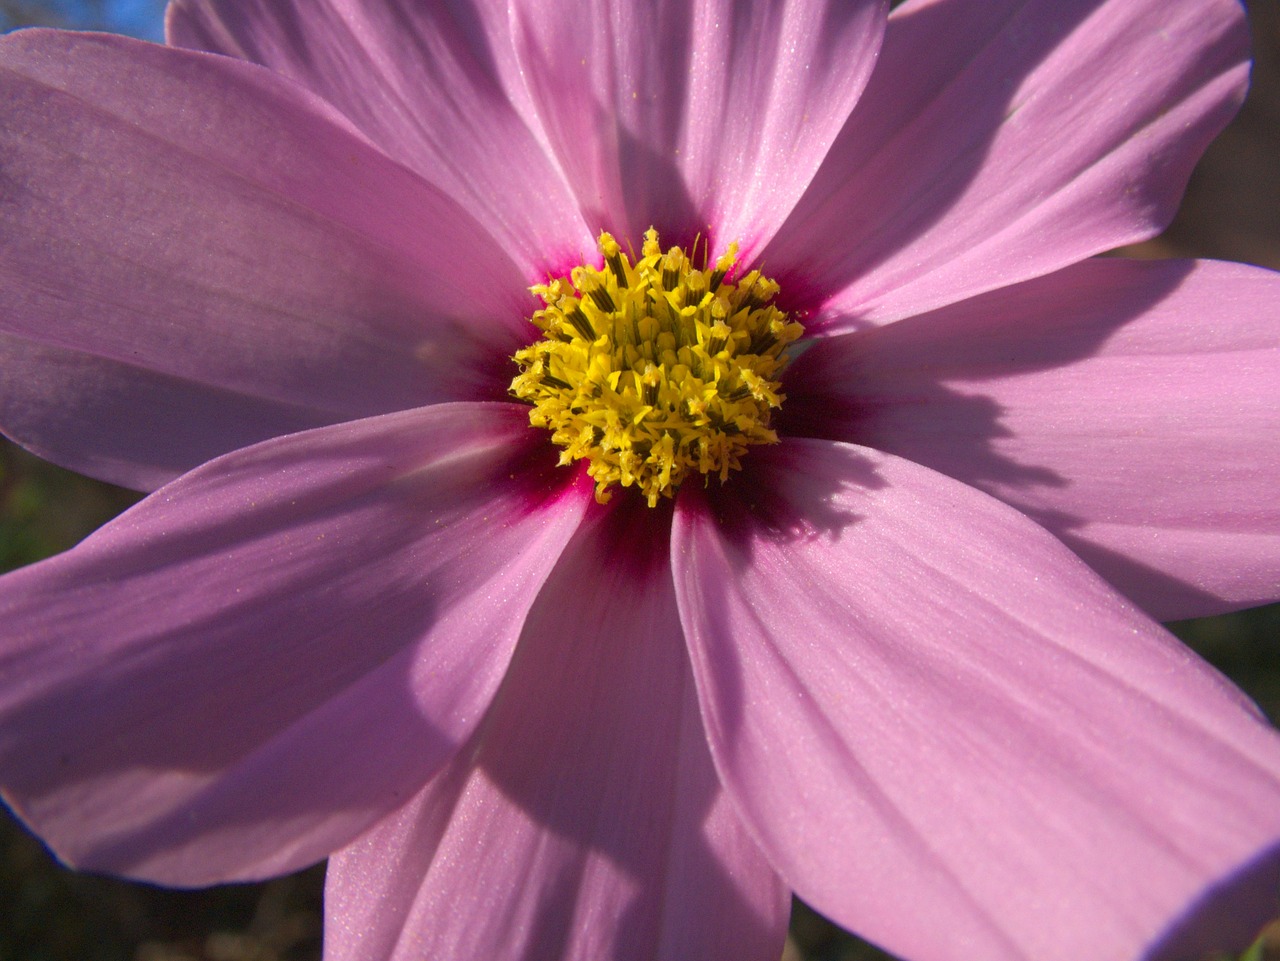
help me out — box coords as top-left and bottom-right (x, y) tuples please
(696, 440), (886, 553)
(0, 405), (586, 885)
(1144, 840), (1280, 961)
(779, 257), (1191, 507)
(376, 497), (787, 960)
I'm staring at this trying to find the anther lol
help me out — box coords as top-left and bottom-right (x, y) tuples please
(706, 320), (730, 356)
(641, 365), (662, 407)
(600, 233), (630, 288)
(588, 285), (616, 313)
(510, 229), (802, 506)
(662, 249), (683, 291)
(708, 243), (739, 292)
(566, 305), (596, 341)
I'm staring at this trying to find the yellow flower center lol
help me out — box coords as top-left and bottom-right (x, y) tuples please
(511, 229), (803, 507)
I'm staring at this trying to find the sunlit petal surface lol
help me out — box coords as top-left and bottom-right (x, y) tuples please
(507, 0), (886, 258)
(765, 0), (1250, 329)
(327, 503), (787, 961)
(673, 441), (1280, 961)
(781, 257), (1280, 621)
(167, 0), (594, 276)
(0, 404), (585, 884)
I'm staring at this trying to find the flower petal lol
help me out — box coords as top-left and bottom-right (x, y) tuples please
(0, 403), (587, 886)
(764, 0), (1250, 329)
(0, 29), (531, 491)
(166, 0), (593, 275)
(508, 0), (887, 256)
(782, 257), (1280, 621)
(672, 440), (1280, 961)
(326, 500), (787, 961)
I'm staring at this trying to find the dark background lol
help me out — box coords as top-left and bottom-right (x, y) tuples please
(0, 1), (1277, 959)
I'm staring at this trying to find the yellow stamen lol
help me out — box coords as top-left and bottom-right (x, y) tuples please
(511, 229), (804, 507)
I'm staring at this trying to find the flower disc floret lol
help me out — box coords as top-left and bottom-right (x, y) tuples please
(511, 229), (804, 506)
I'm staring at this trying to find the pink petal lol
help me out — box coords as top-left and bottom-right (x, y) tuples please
(0, 30), (531, 491)
(672, 440), (1280, 961)
(326, 501), (787, 961)
(0, 403), (587, 886)
(167, 0), (593, 275)
(782, 257), (1280, 621)
(508, 0), (886, 257)
(764, 0), (1250, 329)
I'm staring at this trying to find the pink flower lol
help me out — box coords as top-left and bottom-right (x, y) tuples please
(2, 0), (1279, 959)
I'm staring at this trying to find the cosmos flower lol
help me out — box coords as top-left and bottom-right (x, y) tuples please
(1, 0), (1279, 959)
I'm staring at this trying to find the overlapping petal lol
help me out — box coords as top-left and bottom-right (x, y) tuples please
(167, 0), (593, 275)
(0, 30), (530, 491)
(508, 0), (887, 257)
(765, 0), (1250, 329)
(781, 257), (1280, 620)
(325, 502), (787, 961)
(672, 439), (1280, 961)
(0, 404), (587, 885)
